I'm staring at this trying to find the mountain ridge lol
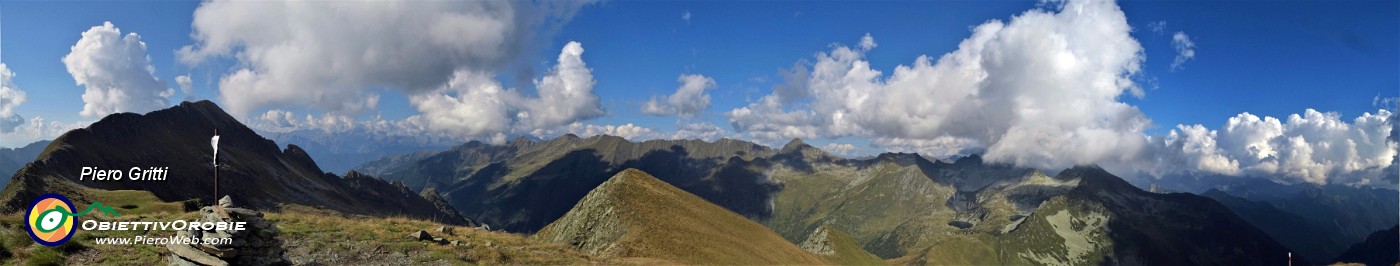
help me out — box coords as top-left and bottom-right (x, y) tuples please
(1334, 225), (1399, 266)
(0, 100), (474, 225)
(361, 133), (1306, 264)
(0, 140), (51, 188)
(533, 168), (829, 265)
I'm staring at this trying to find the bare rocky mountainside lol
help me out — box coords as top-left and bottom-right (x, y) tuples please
(0, 100), (473, 225)
(360, 134), (1305, 265)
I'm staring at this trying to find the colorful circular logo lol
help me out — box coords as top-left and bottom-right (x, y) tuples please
(26, 193), (76, 246)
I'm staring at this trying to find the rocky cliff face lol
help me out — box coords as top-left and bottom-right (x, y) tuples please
(0, 101), (472, 225)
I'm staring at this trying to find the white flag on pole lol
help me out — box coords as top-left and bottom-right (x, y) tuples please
(211, 135), (220, 166)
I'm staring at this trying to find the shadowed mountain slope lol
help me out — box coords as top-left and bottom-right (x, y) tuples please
(1334, 225), (1399, 266)
(0, 140), (51, 188)
(0, 101), (472, 225)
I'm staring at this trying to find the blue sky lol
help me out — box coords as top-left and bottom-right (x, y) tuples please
(0, 0), (1396, 185)
(560, 0), (1398, 134)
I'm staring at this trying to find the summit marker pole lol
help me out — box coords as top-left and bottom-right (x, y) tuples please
(212, 129), (220, 207)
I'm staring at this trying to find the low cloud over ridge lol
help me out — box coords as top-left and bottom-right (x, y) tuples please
(727, 0), (1149, 170)
(181, 0), (600, 140)
(724, 0), (1395, 186)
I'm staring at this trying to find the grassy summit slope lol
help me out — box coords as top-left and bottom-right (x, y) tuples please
(0, 189), (600, 265)
(534, 168), (829, 265)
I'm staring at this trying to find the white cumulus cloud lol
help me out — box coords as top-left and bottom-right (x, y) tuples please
(0, 63), (27, 133)
(176, 75), (194, 101)
(728, 0), (1148, 170)
(254, 109), (358, 134)
(180, 0), (595, 122)
(410, 41), (604, 140)
(564, 122), (656, 140)
(642, 74), (716, 118)
(63, 22), (173, 118)
(873, 136), (983, 159)
(1170, 32), (1196, 71)
(1146, 109), (1396, 185)
(858, 32), (877, 51)
(822, 143), (856, 156)
(1147, 21), (1167, 34)
(670, 122), (728, 141)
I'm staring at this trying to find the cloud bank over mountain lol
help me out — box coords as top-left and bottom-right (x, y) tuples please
(722, 0), (1395, 186)
(181, 0), (601, 141)
(1146, 109), (1395, 185)
(727, 0), (1150, 170)
(171, 0), (1392, 187)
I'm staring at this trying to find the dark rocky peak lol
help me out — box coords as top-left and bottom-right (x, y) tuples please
(1056, 164), (1110, 178)
(160, 100), (252, 135)
(341, 170), (374, 180)
(1200, 188), (1231, 198)
(390, 180), (409, 190)
(584, 134), (627, 143)
(508, 136), (535, 146)
(714, 138), (772, 153)
(419, 187), (443, 199)
(281, 144), (325, 174)
(1058, 165), (1140, 193)
(539, 133), (588, 147)
(953, 154), (983, 166)
(781, 138), (810, 152)
(872, 152), (925, 165)
(455, 140), (490, 149)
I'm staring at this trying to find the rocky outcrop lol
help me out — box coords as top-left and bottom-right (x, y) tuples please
(799, 225), (885, 265)
(800, 226), (837, 256)
(419, 188), (476, 226)
(169, 196), (287, 266)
